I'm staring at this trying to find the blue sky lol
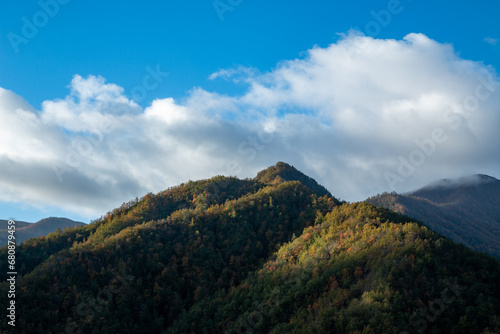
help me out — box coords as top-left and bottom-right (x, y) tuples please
(0, 0), (499, 223)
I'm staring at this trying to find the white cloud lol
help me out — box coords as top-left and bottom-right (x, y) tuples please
(208, 65), (258, 83)
(41, 75), (142, 133)
(484, 37), (498, 46)
(1, 32), (499, 219)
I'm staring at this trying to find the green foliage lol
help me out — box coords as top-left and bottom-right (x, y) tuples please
(0, 174), (335, 333)
(255, 161), (337, 199)
(1, 165), (499, 334)
(170, 203), (500, 334)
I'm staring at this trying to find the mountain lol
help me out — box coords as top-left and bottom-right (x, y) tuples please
(1, 163), (500, 333)
(0, 219), (30, 229)
(255, 161), (332, 197)
(367, 174), (500, 259)
(0, 217), (85, 247)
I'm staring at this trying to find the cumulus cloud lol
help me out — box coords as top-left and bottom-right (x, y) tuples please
(1, 32), (499, 219)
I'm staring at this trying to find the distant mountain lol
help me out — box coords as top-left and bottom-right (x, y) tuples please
(1, 164), (499, 333)
(367, 174), (500, 259)
(0, 217), (85, 246)
(0, 219), (30, 229)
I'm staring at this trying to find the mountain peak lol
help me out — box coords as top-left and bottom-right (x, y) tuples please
(475, 174), (499, 182)
(411, 174), (499, 193)
(255, 162), (333, 197)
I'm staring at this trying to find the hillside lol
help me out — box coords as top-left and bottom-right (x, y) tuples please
(0, 217), (85, 247)
(0, 220), (30, 229)
(168, 203), (500, 333)
(367, 174), (500, 259)
(1, 163), (499, 333)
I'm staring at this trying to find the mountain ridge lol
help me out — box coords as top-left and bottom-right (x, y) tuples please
(0, 216), (85, 247)
(368, 174), (500, 259)
(1, 164), (499, 333)
(409, 174), (499, 193)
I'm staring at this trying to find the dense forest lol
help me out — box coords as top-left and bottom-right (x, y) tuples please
(1, 163), (499, 333)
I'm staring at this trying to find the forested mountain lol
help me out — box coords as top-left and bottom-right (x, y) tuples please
(0, 217), (85, 247)
(367, 174), (500, 259)
(255, 161), (332, 197)
(1, 163), (499, 334)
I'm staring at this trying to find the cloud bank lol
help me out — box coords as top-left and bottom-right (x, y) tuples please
(1, 32), (499, 219)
